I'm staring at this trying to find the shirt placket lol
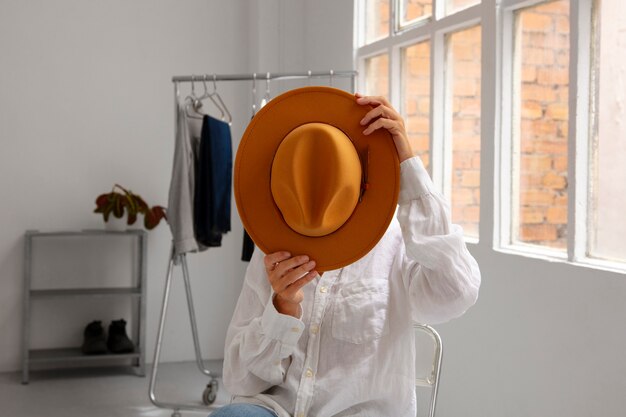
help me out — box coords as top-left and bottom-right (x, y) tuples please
(293, 269), (342, 417)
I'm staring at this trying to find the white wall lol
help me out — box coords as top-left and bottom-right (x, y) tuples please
(0, 0), (251, 372)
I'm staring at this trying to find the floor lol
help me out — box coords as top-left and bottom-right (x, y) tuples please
(1, 360), (230, 417)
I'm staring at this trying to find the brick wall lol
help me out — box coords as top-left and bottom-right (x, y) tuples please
(404, 41), (431, 170)
(516, 0), (569, 249)
(368, 0), (570, 245)
(449, 25), (482, 238)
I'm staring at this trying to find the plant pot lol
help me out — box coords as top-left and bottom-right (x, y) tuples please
(105, 216), (128, 232)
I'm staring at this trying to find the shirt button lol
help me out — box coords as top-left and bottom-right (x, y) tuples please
(319, 286), (328, 293)
(310, 325), (319, 335)
(305, 368), (314, 378)
(297, 413), (305, 417)
(291, 326), (300, 333)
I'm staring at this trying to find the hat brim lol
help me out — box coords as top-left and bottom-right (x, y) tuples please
(234, 86), (400, 272)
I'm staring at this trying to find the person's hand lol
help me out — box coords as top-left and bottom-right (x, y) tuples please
(264, 252), (318, 318)
(355, 93), (413, 162)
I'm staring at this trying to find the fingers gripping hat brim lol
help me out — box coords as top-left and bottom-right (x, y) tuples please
(234, 86), (400, 272)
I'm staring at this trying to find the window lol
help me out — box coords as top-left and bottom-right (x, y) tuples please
(447, 26), (482, 238)
(356, 0), (626, 269)
(511, 1), (570, 251)
(588, 0), (626, 262)
(364, 53), (390, 97)
(356, 0), (482, 241)
(402, 41), (431, 169)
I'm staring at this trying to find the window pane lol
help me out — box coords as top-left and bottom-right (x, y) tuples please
(447, 26), (481, 239)
(589, 0), (626, 262)
(513, 1), (570, 250)
(364, 0), (390, 44)
(402, 41), (431, 170)
(364, 53), (389, 99)
(400, 0), (432, 27)
(446, 0), (480, 15)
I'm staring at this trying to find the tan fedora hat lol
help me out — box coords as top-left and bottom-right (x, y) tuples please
(234, 86), (399, 272)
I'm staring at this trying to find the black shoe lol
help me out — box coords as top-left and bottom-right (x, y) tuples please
(81, 321), (107, 355)
(107, 319), (135, 354)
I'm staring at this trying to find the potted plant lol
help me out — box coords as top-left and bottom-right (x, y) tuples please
(94, 184), (167, 230)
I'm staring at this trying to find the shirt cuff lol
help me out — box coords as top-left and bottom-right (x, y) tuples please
(261, 292), (305, 346)
(398, 156), (435, 204)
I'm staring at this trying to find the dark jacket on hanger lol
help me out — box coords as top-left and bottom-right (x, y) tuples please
(194, 115), (232, 247)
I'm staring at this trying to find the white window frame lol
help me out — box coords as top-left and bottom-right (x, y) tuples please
(354, 0), (626, 273)
(355, 0), (483, 245)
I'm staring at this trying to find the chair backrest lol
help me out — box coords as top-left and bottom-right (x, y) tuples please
(413, 324), (443, 417)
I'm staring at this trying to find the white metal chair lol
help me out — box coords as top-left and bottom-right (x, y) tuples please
(413, 323), (443, 417)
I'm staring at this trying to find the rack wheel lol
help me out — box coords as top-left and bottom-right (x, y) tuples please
(202, 379), (219, 405)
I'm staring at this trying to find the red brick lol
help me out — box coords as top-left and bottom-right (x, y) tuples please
(534, 1), (569, 14)
(461, 170), (481, 187)
(521, 207), (545, 224)
(521, 13), (554, 32)
(532, 140), (568, 155)
(405, 98), (418, 115)
(407, 115), (430, 134)
(417, 98), (430, 114)
(542, 172), (568, 189)
(537, 67), (569, 86)
(546, 206), (567, 224)
(460, 98), (480, 117)
(520, 173), (543, 187)
(556, 16), (569, 32)
(410, 134), (429, 152)
(554, 156), (568, 171)
(554, 193), (568, 206)
(546, 103), (568, 120)
(521, 65), (537, 82)
(471, 153), (481, 169)
(452, 187), (475, 205)
(463, 205), (480, 222)
(454, 78), (479, 96)
(452, 118), (480, 135)
(521, 154), (552, 171)
(523, 47), (554, 65)
(453, 151), (474, 169)
(520, 190), (554, 205)
(522, 101), (544, 119)
(453, 134), (481, 151)
(521, 84), (557, 103)
(519, 224), (558, 241)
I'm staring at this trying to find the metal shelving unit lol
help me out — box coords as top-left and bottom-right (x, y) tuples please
(21, 229), (147, 384)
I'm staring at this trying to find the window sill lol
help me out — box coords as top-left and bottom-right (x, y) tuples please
(495, 243), (626, 275)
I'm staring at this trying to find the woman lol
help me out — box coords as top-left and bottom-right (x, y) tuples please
(210, 93), (481, 417)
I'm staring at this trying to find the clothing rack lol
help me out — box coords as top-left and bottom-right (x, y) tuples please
(172, 70), (357, 90)
(150, 70), (358, 417)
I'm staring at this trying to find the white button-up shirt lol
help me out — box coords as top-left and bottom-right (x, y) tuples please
(223, 156), (481, 417)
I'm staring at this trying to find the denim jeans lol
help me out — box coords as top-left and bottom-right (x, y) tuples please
(208, 403), (278, 417)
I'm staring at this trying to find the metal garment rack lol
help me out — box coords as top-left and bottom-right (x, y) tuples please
(150, 70), (358, 417)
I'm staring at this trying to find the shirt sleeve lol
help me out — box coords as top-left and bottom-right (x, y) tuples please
(222, 248), (305, 397)
(396, 156), (481, 325)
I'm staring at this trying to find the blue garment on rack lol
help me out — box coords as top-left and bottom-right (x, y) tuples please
(194, 115), (232, 247)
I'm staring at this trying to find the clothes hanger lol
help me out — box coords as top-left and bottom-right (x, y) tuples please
(184, 75), (207, 120)
(207, 74), (232, 125)
(329, 69), (334, 87)
(196, 74), (226, 120)
(308, 70), (312, 86)
(260, 72), (271, 108)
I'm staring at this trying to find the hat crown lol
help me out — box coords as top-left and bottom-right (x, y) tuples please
(271, 123), (361, 237)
